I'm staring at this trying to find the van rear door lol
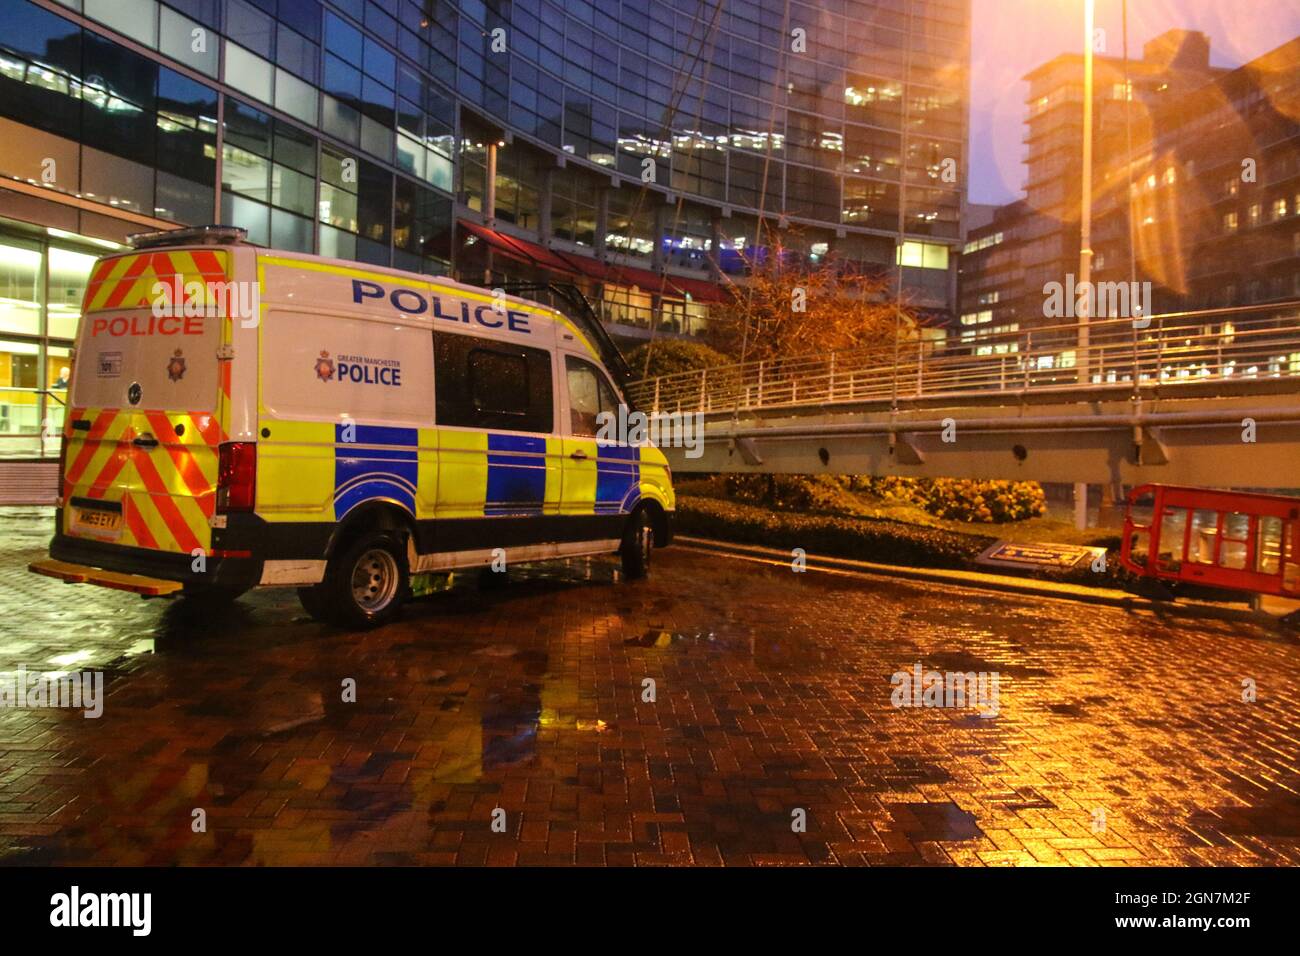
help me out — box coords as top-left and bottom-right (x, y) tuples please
(62, 249), (230, 556)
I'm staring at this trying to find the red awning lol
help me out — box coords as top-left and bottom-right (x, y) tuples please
(606, 262), (669, 292)
(598, 261), (731, 304)
(459, 220), (578, 275)
(663, 273), (732, 303)
(458, 220), (731, 303)
(551, 249), (608, 280)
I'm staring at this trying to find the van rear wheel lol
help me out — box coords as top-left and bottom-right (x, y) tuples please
(297, 585), (328, 621)
(318, 531), (409, 629)
(620, 507), (654, 580)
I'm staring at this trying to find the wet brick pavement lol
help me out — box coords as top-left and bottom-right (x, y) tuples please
(2, 508), (1299, 866)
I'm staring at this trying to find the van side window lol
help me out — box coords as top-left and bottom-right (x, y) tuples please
(469, 349), (528, 416)
(565, 355), (621, 437)
(434, 331), (553, 433)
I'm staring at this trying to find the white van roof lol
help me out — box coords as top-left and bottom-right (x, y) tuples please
(120, 227), (630, 380)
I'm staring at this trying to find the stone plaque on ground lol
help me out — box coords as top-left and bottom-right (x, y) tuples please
(975, 540), (1107, 572)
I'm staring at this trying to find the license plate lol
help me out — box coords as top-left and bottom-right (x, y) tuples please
(72, 505), (123, 537)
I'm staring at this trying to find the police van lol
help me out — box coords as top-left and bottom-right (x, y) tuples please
(31, 226), (675, 628)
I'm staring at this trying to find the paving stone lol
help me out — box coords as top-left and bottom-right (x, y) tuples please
(1, 509), (1298, 865)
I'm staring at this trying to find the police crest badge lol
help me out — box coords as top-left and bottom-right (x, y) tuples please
(315, 350), (335, 382)
(166, 349), (186, 382)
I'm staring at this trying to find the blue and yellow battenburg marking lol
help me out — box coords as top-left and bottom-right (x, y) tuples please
(485, 434), (546, 515)
(333, 424), (419, 517)
(326, 427), (640, 519)
(594, 445), (640, 515)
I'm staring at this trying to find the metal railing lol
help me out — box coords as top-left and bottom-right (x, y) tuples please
(625, 302), (1300, 415)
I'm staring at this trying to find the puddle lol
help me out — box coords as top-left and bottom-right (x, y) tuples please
(885, 801), (983, 841)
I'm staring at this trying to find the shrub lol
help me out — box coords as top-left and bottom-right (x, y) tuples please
(721, 474), (860, 513)
(714, 474), (1044, 524)
(853, 476), (1046, 523)
(625, 339), (734, 380)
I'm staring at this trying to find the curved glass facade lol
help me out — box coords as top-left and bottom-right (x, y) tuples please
(0, 0), (969, 425)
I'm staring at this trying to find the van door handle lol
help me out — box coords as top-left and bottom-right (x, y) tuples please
(569, 450), (588, 460)
(132, 434), (159, 449)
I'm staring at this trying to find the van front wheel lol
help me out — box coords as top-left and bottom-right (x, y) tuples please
(620, 507), (654, 580)
(319, 531), (409, 629)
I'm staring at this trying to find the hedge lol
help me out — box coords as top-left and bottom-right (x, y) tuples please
(676, 495), (994, 570)
(676, 495), (1141, 588)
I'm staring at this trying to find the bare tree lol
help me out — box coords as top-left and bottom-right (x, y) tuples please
(706, 225), (926, 363)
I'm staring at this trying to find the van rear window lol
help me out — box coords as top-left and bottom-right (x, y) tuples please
(72, 311), (220, 412)
(435, 331), (552, 433)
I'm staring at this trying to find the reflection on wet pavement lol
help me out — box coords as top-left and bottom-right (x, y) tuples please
(1, 507), (1299, 865)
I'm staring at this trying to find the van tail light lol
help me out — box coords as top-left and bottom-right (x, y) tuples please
(216, 441), (256, 513)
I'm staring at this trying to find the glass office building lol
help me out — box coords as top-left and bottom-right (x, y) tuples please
(0, 0), (969, 459)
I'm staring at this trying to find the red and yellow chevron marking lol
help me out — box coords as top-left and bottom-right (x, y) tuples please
(84, 249), (230, 314)
(62, 406), (224, 554)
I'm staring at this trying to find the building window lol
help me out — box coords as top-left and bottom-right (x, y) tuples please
(458, 118), (490, 213)
(394, 177), (452, 266)
(0, 237), (42, 337)
(47, 247), (96, 339)
(1272, 198), (1288, 221)
(606, 190), (655, 259)
(85, 0), (160, 49)
(551, 170), (598, 247)
(600, 284), (653, 328)
(1223, 211), (1238, 234)
(0, 226), (102, 456)
(1247, 203), (1261, 227)
(320, 145), (359, 234)
(493, 145), (541, 231)
(896, 241), (949, 270)
(657, 297), (709, 336)
(962, 232), (1004, 255)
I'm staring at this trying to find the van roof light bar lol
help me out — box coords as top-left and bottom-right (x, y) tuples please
(127, 225), (249, 250)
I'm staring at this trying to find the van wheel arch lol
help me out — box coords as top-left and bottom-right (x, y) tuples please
(327, 502), (417, 559)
